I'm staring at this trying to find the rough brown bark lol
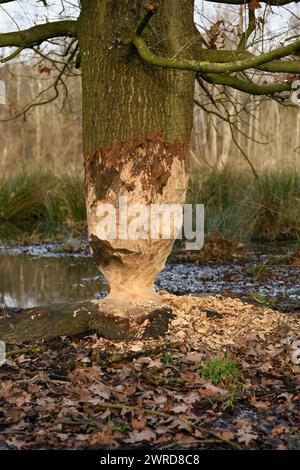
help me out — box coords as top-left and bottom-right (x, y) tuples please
(0, 1), (200, 343)
(0, 302), (174, 344)
(78, 0), (199, 308)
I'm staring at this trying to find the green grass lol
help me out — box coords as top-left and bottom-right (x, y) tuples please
(249, 292), (268, 304)
(1, 167), (299, 243)
(250, 172), (300, 241)
(44, 175), (86, 226)
(187, 168), (300, 242)
(188, 168), (250, 239)
(197, 357), (241, 385)
(251, 260), (269, 280)
(89, 417), (131, 436)
(162, 350), (175, 365)
(0, 169), (86, 242)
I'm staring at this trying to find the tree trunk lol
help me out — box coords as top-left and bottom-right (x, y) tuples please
(0, 303), (174, 344)
(0, 1), (201, 345)
(78, 0), (199, 310)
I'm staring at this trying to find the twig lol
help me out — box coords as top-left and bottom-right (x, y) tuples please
(237, 7), (256, 53)
(122, 1), (159, 55)
(6, 346), (43, 357)
(1, 46), (24, 63)
(134, 2), (159, 37)
(96, 401), (241, 449)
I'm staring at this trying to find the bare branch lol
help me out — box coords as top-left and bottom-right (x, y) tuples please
(203, 0), (299, 5)
(237, 7), (256, 52)
(134, 1), (158, 36)
(134, 34), (300, 74)
(0, 40), (78, 122)
(0, 20), (78, 49)
(1, 46), (23, 62)
(203, 72), (292, 95)
(194, 48), (300, 74)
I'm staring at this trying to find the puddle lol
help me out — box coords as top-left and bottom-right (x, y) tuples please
(0, 254), (106, 308)
(0, 245), (299, 309)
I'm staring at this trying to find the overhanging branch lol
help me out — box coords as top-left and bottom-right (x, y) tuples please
(133, 35), (300, 74)
(199, 49), (300, 74)
(203, 73), (292, 95)
(203, 0), (299, 5)
(0, 20), (78, 49)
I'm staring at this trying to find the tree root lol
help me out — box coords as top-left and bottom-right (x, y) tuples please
(0, 301), (174, 345)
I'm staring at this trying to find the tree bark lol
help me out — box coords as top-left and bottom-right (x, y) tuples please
(0, 2), (200, 344)
(78, 0), (199, 310)
(0, 303), (174, 344)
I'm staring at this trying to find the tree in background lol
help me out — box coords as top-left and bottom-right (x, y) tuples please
(0, 0), (300, 342)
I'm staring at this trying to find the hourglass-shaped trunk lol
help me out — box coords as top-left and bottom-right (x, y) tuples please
(78, 0), (198, 309)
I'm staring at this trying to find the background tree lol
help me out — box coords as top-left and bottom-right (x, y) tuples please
(0, 0), (300, 343)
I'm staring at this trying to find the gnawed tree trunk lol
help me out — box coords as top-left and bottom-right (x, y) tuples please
(78, 0), (199, 310)
(0, 1), (201, 344)
(0, 303), (174, 344)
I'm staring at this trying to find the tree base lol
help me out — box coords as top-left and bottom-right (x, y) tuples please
(0, 300), (174, 344)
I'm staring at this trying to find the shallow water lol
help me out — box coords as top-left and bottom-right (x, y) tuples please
(0, 244), (299, 309)
(0, 254), (106, 308)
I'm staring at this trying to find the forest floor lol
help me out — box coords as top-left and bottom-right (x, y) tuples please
(0, 293), (299, 450)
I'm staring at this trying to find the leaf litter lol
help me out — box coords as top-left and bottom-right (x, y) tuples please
(0, 294), (299, 450)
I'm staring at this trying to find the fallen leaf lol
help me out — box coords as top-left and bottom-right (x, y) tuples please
(89, 432), (118, 447)
(250, 397), (270, 410)
(200, 382), (228, 397)
(89, 383), (110, 400)
(220, 431), (235, 441)
(125, 428), (156, 443)
(171, 403), (189, 414)
(236, 421), (258, 446)
(272, 425), (289, 437)
(131, 417), (147, 430)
